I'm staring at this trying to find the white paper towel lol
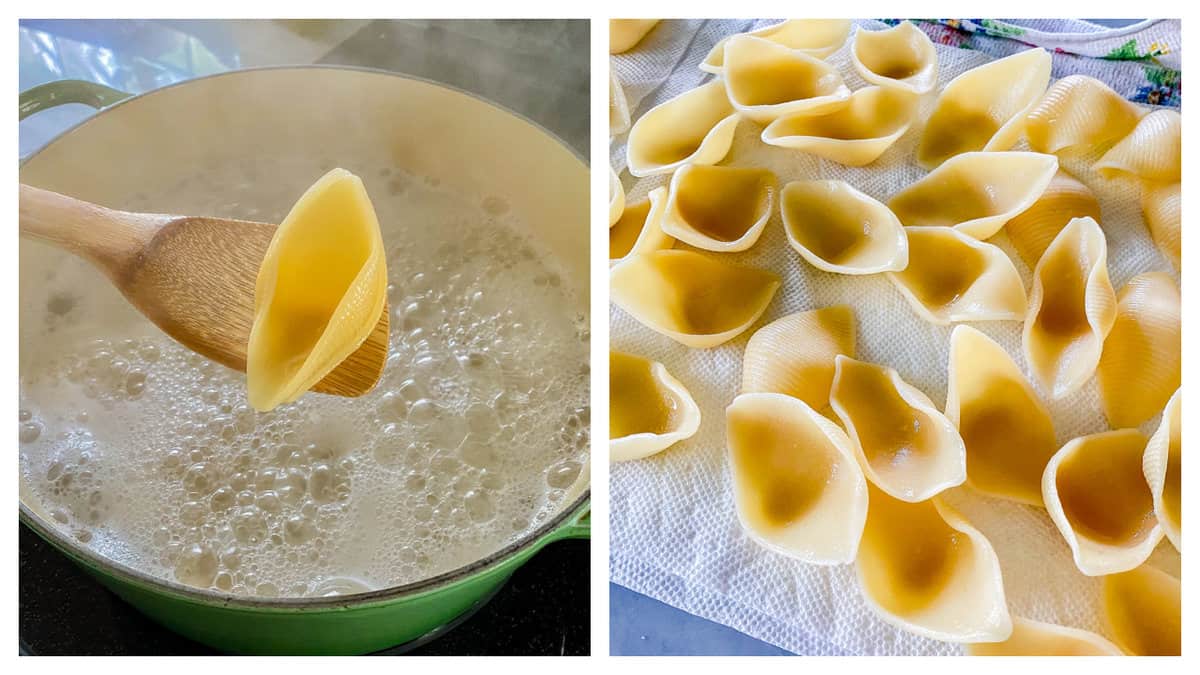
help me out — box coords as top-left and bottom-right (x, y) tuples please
(609, 19), (1181, 656)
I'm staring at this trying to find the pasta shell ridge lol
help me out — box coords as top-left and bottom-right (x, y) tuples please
(740, 306), (856, 409)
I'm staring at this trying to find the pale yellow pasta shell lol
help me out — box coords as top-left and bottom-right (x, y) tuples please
(917, 48), (1051, 168)
(701, 19), (852, 74)
(1005, 170), (1101, 269)
(1141, 180), (1181, 268)
(1097, 273), (1180, 428)
(727, 392), (868, 564)
(1042, 429), (1163, 576)
(850, 21), (938, 95)
(1096, 109), (1181, 182)
(945, 325), (1057, 507)
(609, 350), (702, 462)
(740, 306), (856, 409)
(966, 617), (1123, 656)
(1103, 565), (1181, 656)
(889, 151), (1059, 239)
(1143, 388), (1181, 552)
(831, 356), (966, 501)
(609, 187), (672, 265)
(626, 79), (740, 177)
(610, 67), (631, 136)
(610, 250), (780, 348)
(608, 165), (625, 227)
(610, 19), (660, 54)
(661, 164), (775, 252)
(781, 180), (909, 274)
(856, 485), (1012, 643)
(888, 227), (1027, 325)
(1025, 75), (1145, 155)
(722, 35), (851, 123)
(761, 86), (919, 166)
(1023, 217), (1116, 399)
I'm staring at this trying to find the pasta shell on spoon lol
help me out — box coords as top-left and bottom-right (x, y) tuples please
(966, 617), (1123, 656)
(608, 165), (624, 227)
(741, 306), (856, 409)
(1024, 75), (1145, 155)
(609, 186), (672, 265)
(1097, 273), (1181, 428)
(945, 325), (1057, 507)
(830, 356), (966, 501)
(1141, 180), (1181, 268)
(726, 392), (868, 564)
(1095, 109), (1181, 182)
(1005, 170), (1101, 269)
(609, 350), (701, 462)
(661, 164), (775, 252)
(856, 484), (1012, 643)
(1103, 565), (1181, 656)
(1143, 388), (1181, 552)
(1042, 429), (1163, 576)
(888, 151), (1059, 240)
(610, 250), (780, 349)
(850, 21), (938, 95)
(916, 48), (1052, 168)
(1023, 217), (1116, 399)
(626, 79), (740, 177)
(888, 227), (1027, 325)
(701, 19), (853, 74)
(761, 86), (919, 166)
(780, 180), (909, 274)
(722, 35), (851, 123)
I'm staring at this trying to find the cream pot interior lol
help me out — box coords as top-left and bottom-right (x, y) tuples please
(19, 67), (590, 601)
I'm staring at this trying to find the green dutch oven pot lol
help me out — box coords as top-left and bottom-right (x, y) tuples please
(18, 67), (591, 655)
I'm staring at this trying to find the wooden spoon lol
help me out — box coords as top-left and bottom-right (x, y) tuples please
(18, 183), (389, 397)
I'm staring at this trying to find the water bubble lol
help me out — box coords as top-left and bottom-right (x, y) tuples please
(19, 421), (42, 444)
(174, 543), (218, 587)
(464, 490), (495, 522)
(407, 399), (439, 425)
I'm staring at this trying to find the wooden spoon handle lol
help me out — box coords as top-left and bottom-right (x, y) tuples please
(19, 183), (164, 275)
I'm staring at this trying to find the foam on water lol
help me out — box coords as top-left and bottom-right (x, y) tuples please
(19, 158), (589, 598)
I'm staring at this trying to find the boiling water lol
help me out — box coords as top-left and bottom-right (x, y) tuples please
(18, 158), (589, 598)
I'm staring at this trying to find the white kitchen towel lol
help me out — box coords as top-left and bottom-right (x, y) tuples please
(609, 18), (1181, 656)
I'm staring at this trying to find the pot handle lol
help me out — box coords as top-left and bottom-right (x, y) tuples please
(19, 79), (133, 120)
(549, 503), (591, 541)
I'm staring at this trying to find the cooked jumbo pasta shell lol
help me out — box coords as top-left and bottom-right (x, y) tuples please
(1143, 389), (1181, 552)
(661, 165), (775, 252)
(831, 356), (966, 501)
(888, 227), (1027, 325)
(609, 187), (672, 265)
(727, 392), (868, 564)
(610, 250), (781, 349)
(1025, 75), (1145, 155)
(781, 180), (908, 275)
(1095, 109), (1181, 182)
(741, 306), (856, 409)
(701, 19), (853, 74)
(722, 35), (851, 123)
(945, 325), (1057, 507)
(1141, 180), (1181, 269)
(610, 68), (631, 136)
(1103, 565), (1181, 656)
(761, 86), (919, 166)
(248, 168), (388, 412)
(1023, 217), (1116, 399)
(850, 21), (938, 95)
(1005, 170), (1101, 269)
(917, 48), (1052, 168)
(609, 165), (625, 227)
(610, 19), (660, 54)
(856, 485), (1012, 643)
(888, 151), (1059, 239)
(1097, 273), (1181, 428)
(626, 80), (740, 177)
(1043, 429), (1163, 576)
(610, 350), (702, 462)
(966, 617), (1123, 656)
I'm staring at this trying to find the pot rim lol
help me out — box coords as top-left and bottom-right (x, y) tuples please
(18, 63), (591, 610)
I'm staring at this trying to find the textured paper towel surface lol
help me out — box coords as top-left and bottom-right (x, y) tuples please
(609, 19), (1181, 656)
